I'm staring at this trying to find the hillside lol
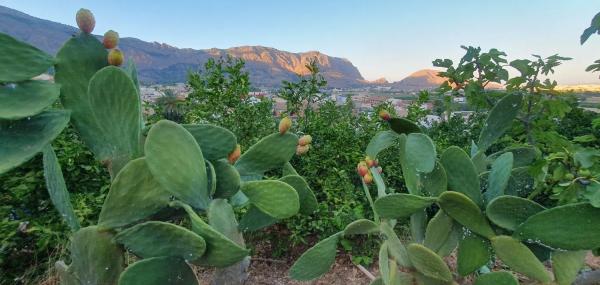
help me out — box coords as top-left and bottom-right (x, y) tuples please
(0, 5), (365, 87)
(391, 69), (446, 90)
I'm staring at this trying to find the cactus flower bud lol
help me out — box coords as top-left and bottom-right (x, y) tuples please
(379, 109), (391, 121)
(76, 8), (95, 34)
(279, 117), (292, 135)
(298, 135), (312, 146)
(108, 49), (124, 66)
(365, 156), (375, 168)
(363, 172), (373, 184)
(103, 30), (119, 49)
(296, 144), (310, 156)
(228, 144), (241, 164)
(357, 161), (369, 177)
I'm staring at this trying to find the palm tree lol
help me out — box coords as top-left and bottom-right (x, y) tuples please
(155, 89), (185, 122)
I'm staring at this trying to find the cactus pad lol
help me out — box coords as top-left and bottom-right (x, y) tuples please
(343, 219), (380, 236)
(42, 145), (79, 231)
(279, 175), (318, 215)
(118, 257), (197, 285)
(235, 132), (298, 176)
(405, 133), (437, 173)
(0, 33), (55, 82)
(490, 235), (551, 283)
(374, 193), (437, 219)
(485, 196), (545, 231)
(438, 191), (495, 239)
(440, 147), (482, 206)
(240, 180), (300, 219)
(289, 232), (341, 281)
(407, 243), (453, 282)
(183, 124), (238, 161)
(0, 80), (60, 120)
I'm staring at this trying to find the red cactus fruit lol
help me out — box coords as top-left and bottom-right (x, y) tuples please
(107, 49), (124, 66)
(103, 30), (119, 49)
(228, 144), (241, 164)
(279, 117), (292, 135)
(76, 9), (95, 34)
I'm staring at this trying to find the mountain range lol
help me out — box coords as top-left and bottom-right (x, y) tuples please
(0, 5), (444, 89)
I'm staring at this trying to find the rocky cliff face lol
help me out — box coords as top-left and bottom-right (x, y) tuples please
(391, 69), (446, 91)
(0, 5), (365, 87)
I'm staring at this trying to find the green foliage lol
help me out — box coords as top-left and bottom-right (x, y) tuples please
(278, 58), (328, 120)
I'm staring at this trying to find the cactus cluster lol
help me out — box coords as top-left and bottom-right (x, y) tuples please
(1, 9), (316, 285)
(290, 94), (600, 285)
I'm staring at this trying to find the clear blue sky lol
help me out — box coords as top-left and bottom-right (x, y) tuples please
(2, 0), (600, 84)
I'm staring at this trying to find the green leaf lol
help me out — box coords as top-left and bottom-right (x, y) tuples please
(208, 199), (243, 245)
(240, 180), (299, 219)
(389, 117), (421, 135)
(407, 243), (452, 282)
(235, 132), (298, 176)
(115, 221), (206, 261)
(212, 160), (241, 199)
(118, 257), (197, 285)
(584, 182), (600, 207)
(478, 93), (523, 152)
(68, 226), (124, 285)
(486, 196), (545, 231)
(344, 219), (379, 236)
(0, 80), (60, 119)
(55, 33), (108, 168)
(552, 250), (587, 285)
(440, 146), (482, 206)
(145, 120), (209, 209)
(280, 175), (318, 215)
(405, 133), (437, 173)
(0, 33), (54, 82)
(176, 202), (249, 267)
(473, 271), (518, 285)
(485, 153), (513, 203)
(98, 158), (170, 229)
(238, 205), (278, 232)
(42, 145), (79, 231)
(437, 191), (495, 239)
(0, 110), (70, 174)
(366, 130), (400, 159)
(182, 124), (237, 161)
(514, 203), (600, 250)
(421, 162), (448, 196)
(374, 193), (437, 219)
(457, 233), (491, 276)
(581, 26), (597, 45)
(490, 235), (551, 283)
(487, 146), (539, 168)
(289, 232), (341, 281)
(424, 210), (454, 253)
(86, 66), (142, 175)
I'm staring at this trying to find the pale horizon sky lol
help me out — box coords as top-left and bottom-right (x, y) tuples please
(2, 0), (600, 84)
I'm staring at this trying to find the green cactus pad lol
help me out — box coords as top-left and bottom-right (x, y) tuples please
(487, 146), (539, 168)
(421, 161), (448, 196)
(477, 94), (523, 152)
(473, 271), (518, 285)
(369, 277), (385, 285)
(279, 175), (318, 215)
(378, 242), (390, 285)
(240, 180), (300, 219)
(235, 132), (298, 176)
(183, 124), (238, 161)
(212, 160), (241, 199)
(380, 223), (411, 267)
(411, 210), (427, 243)
(366, 130), (400, 158)
(437, 226), (461, 257)
(238, 205), (278, 231)
(407, 243), (453, 282)
(343, 219), (379, 236)
(208, 199), (244, 245)
(471, 151), (488, 174)
(68, 226), (124, 285)
(0, 80), (60, 120)
(206, 160), (217, 196)
(118, 257), (197, 285)
(490, 235), (552, 283)
(437, 191), (495, 239)
(0, 33), (55, 82)
(457, 233), (491, 276)
(0, 110), (70, 174)
(282, 162), (299, 176)
(405, 133), (437, 173)
(514, 202), (600, 250)
(374, 193), (437, 219)
(55, 261), (79, 285)
(505, 167), (535, 197)
(424, 211), (454, 253)
(440, 146), (482, 206)
(87, 66), (142, 175)
(289, 232), (341, 281)
(484, 152), (513, 204)
(145, 120), (209, 209)
(398, 134), (420, 194)
(486, 196), (545, 231)
(115, 221), (206, 261)
(552, 250), (587, 285)
(42, 145), (79, 231)
(176, 202), (248, 267)
(414, 272), (451, 285)
(98, 158), (170, 229)
(388, 117), (421, 135)
(55, 33), (107, 162)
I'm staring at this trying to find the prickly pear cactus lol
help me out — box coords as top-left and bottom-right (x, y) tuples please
(3, 9), (318, 285)
(290, 94), (600, 285)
